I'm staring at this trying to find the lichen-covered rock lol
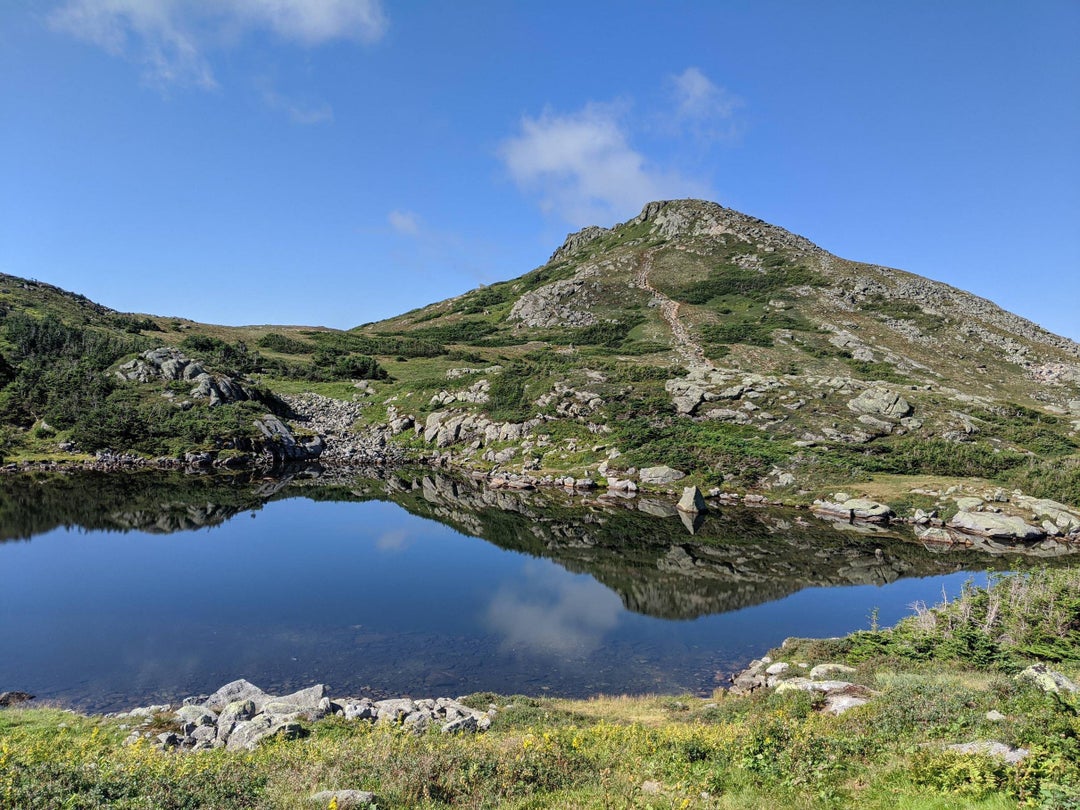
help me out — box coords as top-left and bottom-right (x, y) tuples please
(1017, 664), (1079, 694)
(847, 388), (913, 419)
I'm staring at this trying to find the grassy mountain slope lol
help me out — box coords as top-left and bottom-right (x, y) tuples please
(345, 199), (1080, 504)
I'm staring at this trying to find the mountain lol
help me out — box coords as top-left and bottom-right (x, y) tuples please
(2, 199), (1079, 514)
(347, 199), (1080, 504)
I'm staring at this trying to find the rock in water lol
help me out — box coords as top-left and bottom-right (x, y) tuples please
(676, 486), (707, 514)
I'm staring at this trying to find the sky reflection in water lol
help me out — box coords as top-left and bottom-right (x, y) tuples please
(0, 474), (1021, 711)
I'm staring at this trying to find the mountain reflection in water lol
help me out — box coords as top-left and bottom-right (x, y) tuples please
(0, 469), (1073, 711)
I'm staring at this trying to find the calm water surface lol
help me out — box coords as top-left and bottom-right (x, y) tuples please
(0, 470), (1060, 711)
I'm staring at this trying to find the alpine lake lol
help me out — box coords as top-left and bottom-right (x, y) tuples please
(1, 468), (1073, 713)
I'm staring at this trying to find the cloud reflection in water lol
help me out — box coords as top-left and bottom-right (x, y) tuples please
(485, 561), (622, 657)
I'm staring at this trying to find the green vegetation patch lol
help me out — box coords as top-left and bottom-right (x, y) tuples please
(830, 439), (1029, 479)
(256, 333), (315, 355)
(673, 254), (823, 306)
(614, 417), (792, 487)
(841, 568), (1080, 670)
(858, 294), (948, 332)
(966, 403), (1079, 457)
(0, 312), (158, 430)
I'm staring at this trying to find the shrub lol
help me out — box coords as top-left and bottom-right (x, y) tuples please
(256, 333), (314, 354)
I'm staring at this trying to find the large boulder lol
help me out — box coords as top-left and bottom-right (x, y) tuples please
(847, 388), (913, 419)
(1017, 664), (1079, 694)
(254, 415), (324, 462)
(947, 511), (1044, 541)
(676, 486), (707, 514)
(639, 465), (687, 485)
(811, 498), (893, 524)
(201, 679), (271, 713)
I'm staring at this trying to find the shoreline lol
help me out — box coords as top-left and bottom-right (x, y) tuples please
(5, 453), (1080, 551)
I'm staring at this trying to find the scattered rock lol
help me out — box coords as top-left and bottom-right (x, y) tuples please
(0, 691), (34, 707)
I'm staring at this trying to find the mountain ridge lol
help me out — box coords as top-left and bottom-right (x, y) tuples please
(2, 198), (1079, 528)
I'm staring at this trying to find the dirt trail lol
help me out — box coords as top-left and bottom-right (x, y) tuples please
(634, 253), (714, 371)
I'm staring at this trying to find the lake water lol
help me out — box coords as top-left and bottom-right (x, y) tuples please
(0, 469), (1064, 712)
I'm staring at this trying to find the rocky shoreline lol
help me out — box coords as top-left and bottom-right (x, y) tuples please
(4, 448), (1080, 554)
(104, 678), (496, 755)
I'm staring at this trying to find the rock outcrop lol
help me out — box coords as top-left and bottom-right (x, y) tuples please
(117, 347), (253, 407)
(116, 678), (495, 752)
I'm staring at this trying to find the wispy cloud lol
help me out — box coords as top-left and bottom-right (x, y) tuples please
(387, 209), (422, 236)
(499, 101), (712, 227)
(49, 0), (388, 90)
(669, 65), (738, 122)
(262, 88), (334, 125)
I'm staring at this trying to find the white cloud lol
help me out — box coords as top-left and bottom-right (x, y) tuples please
(50, 0), (387, 89)
(262, 88), (334, 125)
(388, 209), (422, 236)
(669, 67), (743, 140)
(500, 102), (712, 227)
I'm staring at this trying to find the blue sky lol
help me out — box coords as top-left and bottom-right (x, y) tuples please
(2, 1), (1078, 338)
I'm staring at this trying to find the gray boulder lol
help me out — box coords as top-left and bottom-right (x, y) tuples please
(174, 705), (217, 727)
(254, 415), (324, 462)
(225, 716), (304, 751)
(847, 388), (913, 419)
(947, 511), (1044, 541)
(676, 486), (707, 514)
(639, 465), (686, 485)
(201, 679), (271, 713)
(811, 498), (892, 523)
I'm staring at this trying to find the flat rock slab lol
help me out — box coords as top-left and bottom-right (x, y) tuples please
(947, 511), (1044, 541)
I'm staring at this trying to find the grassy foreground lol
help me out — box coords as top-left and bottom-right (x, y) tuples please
(2, 571), (1080, 809)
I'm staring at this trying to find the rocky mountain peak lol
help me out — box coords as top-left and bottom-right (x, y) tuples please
(548, 225), (611, 263)
(630, 199), (823, 256)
